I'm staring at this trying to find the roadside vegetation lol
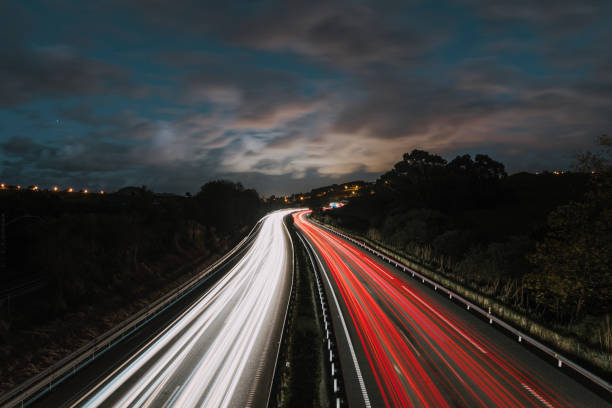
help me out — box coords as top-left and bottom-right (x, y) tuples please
(314, 136), (612, 373)
(0, 180), (269, 394)
(274, 222), (329, 408)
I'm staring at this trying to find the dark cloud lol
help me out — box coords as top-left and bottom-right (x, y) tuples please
(465, 0), (609, 28)
(2, 0), (612, 195)
(1, 136), (55, 160)
(229, 2), (434, 70)
(131, 1), (437, 71)
(0, 46), (138, 107)
(333, 58), (612, 158)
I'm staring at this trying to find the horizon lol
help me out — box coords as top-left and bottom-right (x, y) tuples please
(2, 1), (611, 196)
(0, 150), (578, 197)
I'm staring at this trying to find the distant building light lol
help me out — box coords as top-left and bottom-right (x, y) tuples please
(53, 186), (59, 191)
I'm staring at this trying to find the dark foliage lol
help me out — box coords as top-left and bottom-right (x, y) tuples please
(317, 145), (611, 351)
(0, 181), (265, 315)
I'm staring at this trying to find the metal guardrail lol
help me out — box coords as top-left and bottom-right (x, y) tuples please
(266, 215), (296, 408)
(0, 277), (47, 304)
(0, 219), (264, 408)
(311, 218), (612, 396)
(296, 229), (348, 408)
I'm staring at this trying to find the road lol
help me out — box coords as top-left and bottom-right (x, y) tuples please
(294, 210), (611, 408)
(29, 209), (294, 408)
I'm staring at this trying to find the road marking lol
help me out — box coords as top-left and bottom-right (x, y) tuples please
(401, 285), (487, 354)
(521, 383), (554, 408)
(299, 232), (372, 408)
(163, 385), (181, 408)
(376, 268), (394, 281)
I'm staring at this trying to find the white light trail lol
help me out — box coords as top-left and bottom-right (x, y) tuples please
(73, 210), (295, 408)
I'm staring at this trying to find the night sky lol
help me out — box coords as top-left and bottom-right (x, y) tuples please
(1, 1), (611, 195)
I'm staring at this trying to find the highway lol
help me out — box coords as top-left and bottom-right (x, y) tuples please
(294, 210), (611, 408)
(28, 209), (294, 408)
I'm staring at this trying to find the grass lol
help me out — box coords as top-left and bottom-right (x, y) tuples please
(273, 227), (329, 408)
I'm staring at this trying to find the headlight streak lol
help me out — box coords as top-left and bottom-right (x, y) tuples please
(74, 210), (295, 408)
(294, 210), (574, 408)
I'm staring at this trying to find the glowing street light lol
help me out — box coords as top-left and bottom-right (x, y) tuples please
(53, 186), (59, 192)
(99, 190), (105, 195)
(67, 187), (73, 193)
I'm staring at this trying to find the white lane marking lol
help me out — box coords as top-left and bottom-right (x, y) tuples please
(300, 232), (372, 408)
(163, 385), (181, 408)
(521, 383), (554, 408)
(401, 285), (487, 354)
(374, 266), (394, 281)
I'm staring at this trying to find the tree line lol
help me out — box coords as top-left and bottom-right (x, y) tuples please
(316, 137), (611, 353)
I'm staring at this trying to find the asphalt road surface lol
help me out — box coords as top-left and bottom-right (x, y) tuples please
(294, 210), (611, 408)
(28, 209), (294, 408)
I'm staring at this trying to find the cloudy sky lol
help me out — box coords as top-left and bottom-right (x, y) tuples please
(1, 1), (611, 195)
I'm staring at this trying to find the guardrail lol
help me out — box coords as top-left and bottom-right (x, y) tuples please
(0, 219), (263, 408)
(296, 229), (348, 408)
(266, 215), (296, 408)
(310, 217), (612, 396)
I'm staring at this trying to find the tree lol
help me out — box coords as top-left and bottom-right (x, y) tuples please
(474, 154), (507, 179)
(196, 180), (262, 235)
(527, 135), (612, 321)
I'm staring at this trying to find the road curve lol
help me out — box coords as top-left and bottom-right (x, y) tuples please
(294, 210), (611, 408)
(28, 209), (295, 408)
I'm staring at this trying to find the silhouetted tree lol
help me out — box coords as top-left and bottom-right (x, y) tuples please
(527, 135), (612, 321)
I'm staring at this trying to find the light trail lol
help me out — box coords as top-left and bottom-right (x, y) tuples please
(294, 210), (584, 408)
(72, 210), (295, 408)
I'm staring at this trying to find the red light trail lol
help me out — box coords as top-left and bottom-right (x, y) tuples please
(294, 210), (577, 408)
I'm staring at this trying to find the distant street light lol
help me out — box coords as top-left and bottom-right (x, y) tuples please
(53, 186), (59, 192)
